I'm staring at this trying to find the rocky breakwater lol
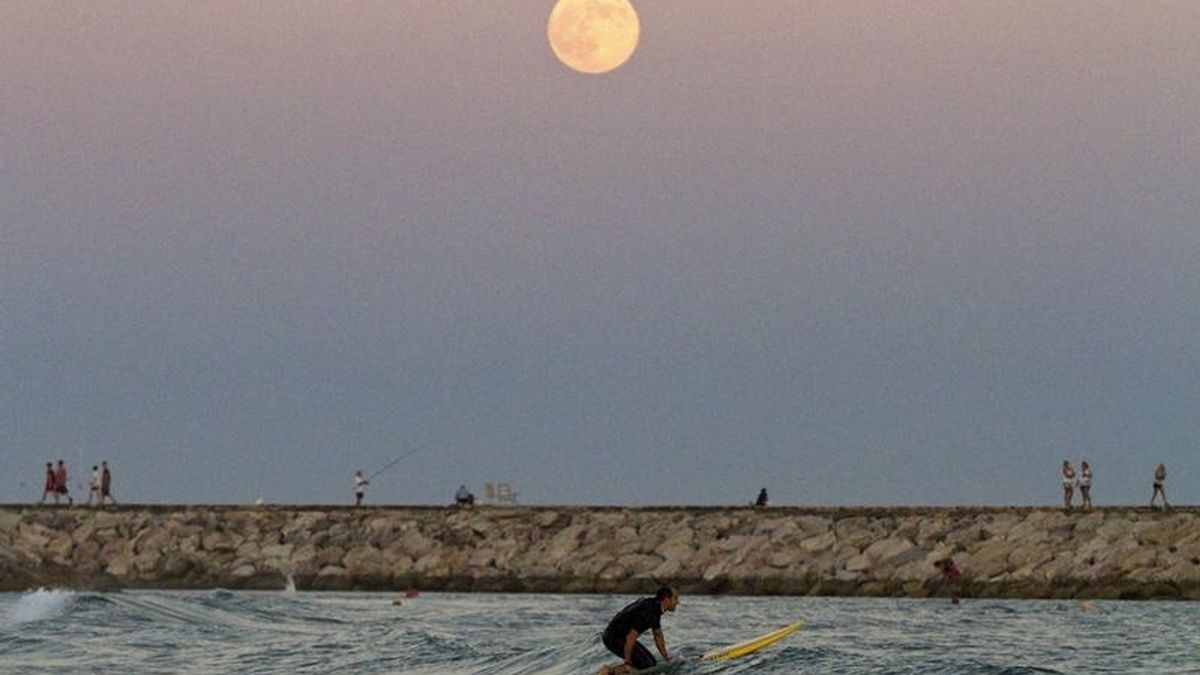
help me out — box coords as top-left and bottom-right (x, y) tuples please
(1, 505), (1198, 599)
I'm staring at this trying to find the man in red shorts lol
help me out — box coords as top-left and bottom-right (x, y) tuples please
(39, 462), (56, 505)
(54, 459), (73, 506)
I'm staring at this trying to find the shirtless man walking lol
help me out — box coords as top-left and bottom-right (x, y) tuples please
(39, 462), (55, 505)
(54, 460), (73, 506)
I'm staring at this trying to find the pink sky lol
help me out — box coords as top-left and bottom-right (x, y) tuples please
(2, 2), (1198, 505)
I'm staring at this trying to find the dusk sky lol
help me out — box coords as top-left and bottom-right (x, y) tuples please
(3, 2), (1198, 506)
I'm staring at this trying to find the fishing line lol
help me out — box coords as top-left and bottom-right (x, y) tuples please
(365, 414), (495, 482)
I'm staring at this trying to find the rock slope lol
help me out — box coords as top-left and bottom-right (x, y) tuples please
(1, 506), (1197, 599)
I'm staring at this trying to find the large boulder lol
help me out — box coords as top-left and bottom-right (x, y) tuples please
(863, 536), (915, 566)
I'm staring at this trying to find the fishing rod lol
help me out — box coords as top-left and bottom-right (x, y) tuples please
(366, 438), (444, 481)
(364, 415), (495, 482)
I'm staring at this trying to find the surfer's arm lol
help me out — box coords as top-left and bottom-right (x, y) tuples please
(652, 628), (670, 661)
(623, 629), (639, 666)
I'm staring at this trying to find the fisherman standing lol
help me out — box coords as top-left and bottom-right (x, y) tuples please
(597, 586), (679, 675)
(354, 470), (369, 507)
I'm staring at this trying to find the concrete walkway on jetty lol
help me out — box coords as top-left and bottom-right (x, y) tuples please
(1, 505), (1198, 599)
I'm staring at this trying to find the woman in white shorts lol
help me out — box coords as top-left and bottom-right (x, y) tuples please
(1077, 461), (1093, 510)
(1061, 460), (1076, 510)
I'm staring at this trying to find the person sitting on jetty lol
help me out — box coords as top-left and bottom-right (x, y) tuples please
(597, 586), (679, 675)
(454, 484), (475, 506)
(755, 487), (769, 508)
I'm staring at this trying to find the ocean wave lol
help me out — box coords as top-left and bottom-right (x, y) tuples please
(0, 592), (1195, 674)
(0, 588), (75, 629)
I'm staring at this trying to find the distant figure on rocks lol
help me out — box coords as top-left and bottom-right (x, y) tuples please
(354, 470), (369, 507)
(1151, 463), (1169, 508)
(101, 461), (117, 505)
(54, 460), (73, 506)
(88, 465), (101, 506)
(1078, 461), (1093, 510)
(1061, 460), (1076, 510)
(935, 557), (963, 604)
(39, 462), (56, 505)
(755, 488), (769, 508)
(454, 484), (475, 506)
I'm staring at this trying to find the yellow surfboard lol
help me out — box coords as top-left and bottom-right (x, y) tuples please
(699, 621), (803, 661)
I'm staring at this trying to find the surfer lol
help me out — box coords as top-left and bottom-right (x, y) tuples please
(597, 586), (678, 675)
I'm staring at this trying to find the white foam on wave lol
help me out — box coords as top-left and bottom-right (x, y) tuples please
(3, 588), (75, 628)
(284, 575), (297, 594)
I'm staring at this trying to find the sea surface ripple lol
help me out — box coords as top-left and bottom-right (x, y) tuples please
(1, 589), (1198, 674)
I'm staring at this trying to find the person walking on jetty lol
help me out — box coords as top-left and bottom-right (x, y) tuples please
(354, 470), (369, 507)
(596, 586), (679, 675)
(755, 487), (769, 508)
(1151, 463), (1170, 508)
(100, 461), (117, 505)
(1061, 460), (1076, 510)
(54, 460), (73, 506)
(38, 462), (56, 504)
(88, 465), (101, 506)
(1078, 461), (1093, 510)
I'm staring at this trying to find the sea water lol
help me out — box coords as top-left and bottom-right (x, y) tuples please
(1, 590), (1197, 674)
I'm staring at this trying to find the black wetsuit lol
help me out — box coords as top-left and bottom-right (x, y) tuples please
(602, 597), (663, 670)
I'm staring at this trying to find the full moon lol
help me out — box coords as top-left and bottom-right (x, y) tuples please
(547, 0), (640, 75)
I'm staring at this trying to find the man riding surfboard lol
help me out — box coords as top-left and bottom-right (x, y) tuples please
(597, 586), (679, 674)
